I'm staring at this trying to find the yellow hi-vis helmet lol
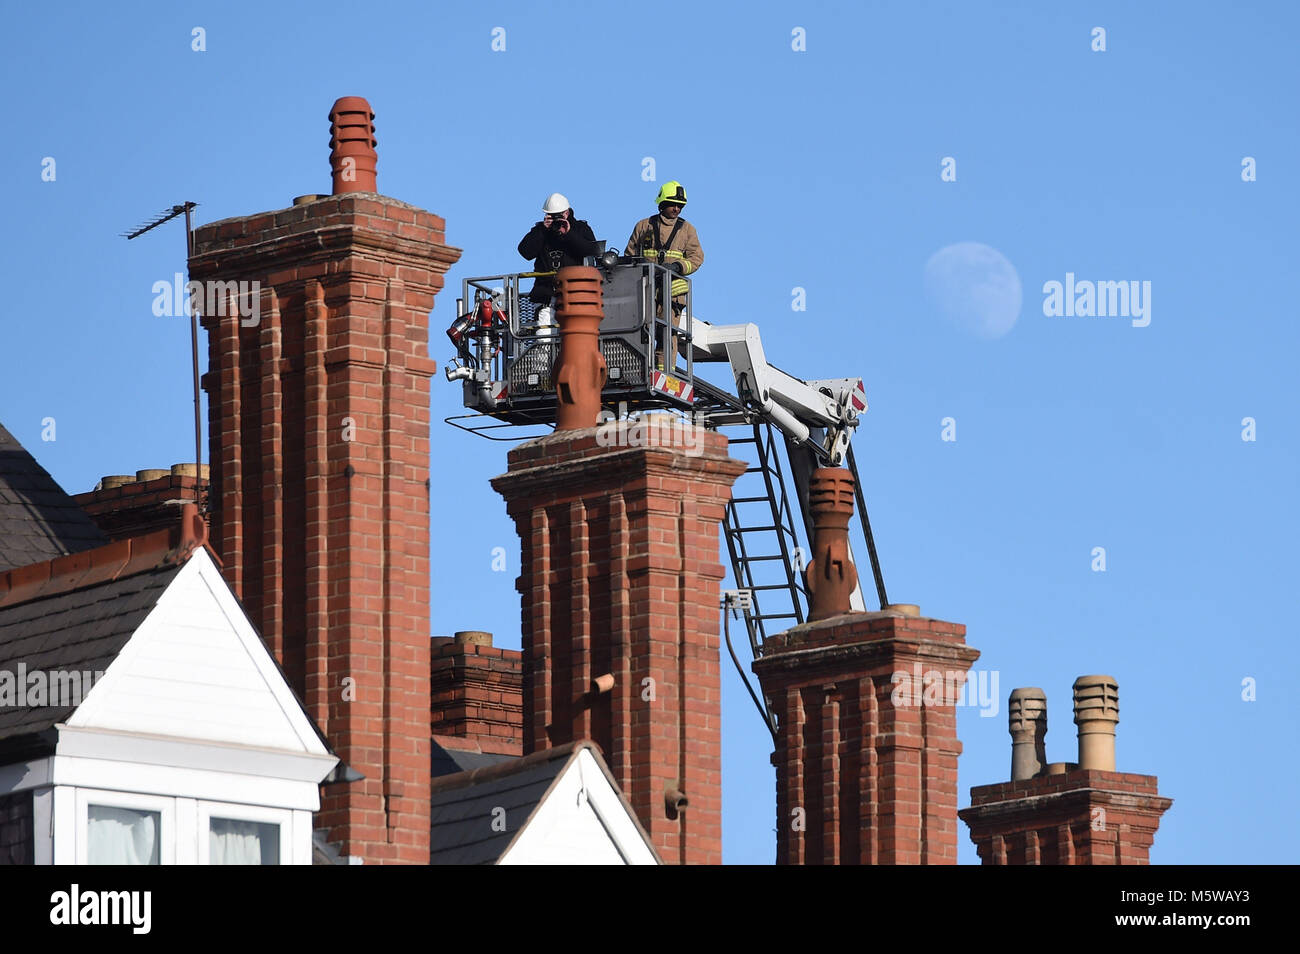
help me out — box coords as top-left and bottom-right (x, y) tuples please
(655, 181), (688, 207)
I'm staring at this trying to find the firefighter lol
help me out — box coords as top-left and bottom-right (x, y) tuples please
(517, 192), (600, 304)
(625, 181), (703, 368)
(624, 181), (703, 305)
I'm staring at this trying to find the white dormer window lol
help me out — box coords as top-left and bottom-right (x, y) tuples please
(72, 789), (292, 864)
(1, 550), (338, 867)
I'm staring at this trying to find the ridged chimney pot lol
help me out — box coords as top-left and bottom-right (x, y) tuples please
(1008, 687), (1048, 781)
(329, 96), (378, 194)
(805, 467), (859, 621)
(1073, 674), (1120, 771)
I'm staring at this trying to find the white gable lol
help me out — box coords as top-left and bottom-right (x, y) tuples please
(500, 748), (658, 865)
(66, 550), (328, 756)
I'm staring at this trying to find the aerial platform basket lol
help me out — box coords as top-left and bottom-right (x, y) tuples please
(444, 258), (739, 440)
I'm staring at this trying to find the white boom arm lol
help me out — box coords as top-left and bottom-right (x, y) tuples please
(685, 315), (868, 466)
(685, 314), (871, 611)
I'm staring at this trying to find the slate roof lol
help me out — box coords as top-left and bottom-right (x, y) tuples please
(0, 422), (107, 573)
(0, 564), (180, 760)
(429, 741), (589, 865)
(432, 739), (517, 778)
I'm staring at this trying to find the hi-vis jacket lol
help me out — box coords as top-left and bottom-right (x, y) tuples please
(624, 215), (703, 297)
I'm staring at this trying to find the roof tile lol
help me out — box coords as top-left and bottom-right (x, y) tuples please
(0, 423), (107, 573)
(0, 564), (181, 750)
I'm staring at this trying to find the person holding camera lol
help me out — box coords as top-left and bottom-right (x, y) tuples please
(517, 193), (600, 304)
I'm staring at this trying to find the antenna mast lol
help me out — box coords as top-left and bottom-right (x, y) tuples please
(122, 202), (202, 481)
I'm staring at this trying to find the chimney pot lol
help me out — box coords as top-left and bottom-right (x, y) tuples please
(1008, 687), (1048, 781)
(136, 469), (170, 482)
(805, 468), (859, 620)
(329, 96), (378, 194)
(1073, 674), (1119, 771)
(454, 630), (493, 648)
(883, 602), (920, 617)
(553, 266), (608, 430)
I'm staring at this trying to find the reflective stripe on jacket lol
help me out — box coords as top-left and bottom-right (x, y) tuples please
(624, 215), (703, 297)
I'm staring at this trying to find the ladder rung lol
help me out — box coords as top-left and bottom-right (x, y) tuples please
(736, 555), (787, 563)
(730, 525), (779, 533)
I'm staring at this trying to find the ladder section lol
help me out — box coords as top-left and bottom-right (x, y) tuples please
(721, 420), (810, 661)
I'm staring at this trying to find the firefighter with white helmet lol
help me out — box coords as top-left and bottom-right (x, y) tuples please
(518, 192), (600, 304)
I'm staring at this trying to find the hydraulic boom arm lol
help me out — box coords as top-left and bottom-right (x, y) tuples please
(685, 315), (868, 466)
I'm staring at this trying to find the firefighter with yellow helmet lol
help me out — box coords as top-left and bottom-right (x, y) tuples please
(624, 181), (703, 309)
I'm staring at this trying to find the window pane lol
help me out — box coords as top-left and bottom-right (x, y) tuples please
(209, 818), (280, 865)
(88, 805), (161, 865)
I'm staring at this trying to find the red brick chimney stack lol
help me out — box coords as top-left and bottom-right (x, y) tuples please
(753, 470), (979, 864)
(190, 98), (460, 863)
(430, 631), (524, 757)
(960, 677), (1173, 865)
(73, 464), (209, 541)
(753, 602), (978, 864)
(493, 420), (745, 864)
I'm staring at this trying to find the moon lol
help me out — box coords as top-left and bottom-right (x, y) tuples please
(923, 242), (1023, 339)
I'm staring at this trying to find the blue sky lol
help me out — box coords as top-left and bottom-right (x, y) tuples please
(3, 1), (1296, 864)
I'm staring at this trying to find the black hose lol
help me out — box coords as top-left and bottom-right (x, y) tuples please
(722, 601), (778, 745)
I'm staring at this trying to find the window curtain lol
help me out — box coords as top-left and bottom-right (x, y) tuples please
(209, 818), (279, 865)
(87, 806), (160, 865)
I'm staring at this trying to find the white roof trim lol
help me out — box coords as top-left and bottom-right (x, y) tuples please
(66, 549), (332, 758)
(499, 748), (659, 865)
(53, 725), (337, 783)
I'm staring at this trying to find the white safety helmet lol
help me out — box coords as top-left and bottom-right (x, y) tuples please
(542, 192), (570, 214)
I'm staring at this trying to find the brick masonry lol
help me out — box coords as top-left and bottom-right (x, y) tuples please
(0, 790), (33, 866)
(752, 608), (980, 864)
(190, 192), (460, 864)
(492, 421), (745, 865)
(74, 472), (207, 541)
(960, 770), (1173, 865)
(430, 637), (523, 756)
